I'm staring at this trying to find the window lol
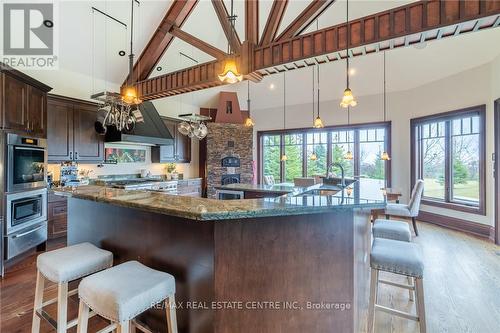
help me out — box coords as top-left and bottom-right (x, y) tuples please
(411, 106), (485, 215)
(307, 132), (328, 177)
(283, 134), (304, 182)
(259, 122), (391, 185)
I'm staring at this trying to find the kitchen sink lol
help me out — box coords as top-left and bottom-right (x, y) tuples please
(295, 185), (343, 196)
(321, 177), (357, 187)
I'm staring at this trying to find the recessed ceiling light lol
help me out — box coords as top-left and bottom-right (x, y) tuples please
(269, 83), (276, 90)
(118, 50), (126, 56)
(43, 20), (53, 28)
(156, 66), (162, 71)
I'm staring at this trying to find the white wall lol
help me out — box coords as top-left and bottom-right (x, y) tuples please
(251, 62), (497, 226)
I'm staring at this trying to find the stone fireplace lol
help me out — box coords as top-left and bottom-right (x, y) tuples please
(204, 122), (253, 198)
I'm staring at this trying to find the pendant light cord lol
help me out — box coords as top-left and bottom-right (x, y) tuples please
(317, 64), (320, 118)
(383, 51), (387, 122)
(283, 72), (286, 130)
(247, 80), (251, 117)
(346, 0), (350, 89)
(128, 0), (135, 86)
(312, 66), (315, 124)
(348, 105), (350, 125)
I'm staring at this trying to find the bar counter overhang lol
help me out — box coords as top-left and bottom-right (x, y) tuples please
(55, 180), (385, 333)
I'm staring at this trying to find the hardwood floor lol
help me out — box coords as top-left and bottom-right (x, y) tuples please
(1, 222), (499, 333)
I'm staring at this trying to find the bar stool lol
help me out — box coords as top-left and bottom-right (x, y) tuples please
(77, 260), (178, 333)
(32, 242), (113, 333)
(373, 219), (412, 242)
(368, 238), (426, 333)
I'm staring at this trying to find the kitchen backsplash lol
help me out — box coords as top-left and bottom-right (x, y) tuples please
(47, 143), (196, 181)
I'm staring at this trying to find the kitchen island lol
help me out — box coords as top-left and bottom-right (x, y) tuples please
(54, 180), (385, 333)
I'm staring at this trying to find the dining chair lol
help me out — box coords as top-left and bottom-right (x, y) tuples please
(385, 180), (425, 236)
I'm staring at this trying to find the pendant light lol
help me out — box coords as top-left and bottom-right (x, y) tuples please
(344, 106), (354, 160)
(313, 64), (324, 128)
(381, 51), (391, 161)
(122, 0), (141, 105)
(218, 0), (243, 84)
(281, 72), (288, 162)
(340, 0), (357, 108)
(244, 81), (255, 127)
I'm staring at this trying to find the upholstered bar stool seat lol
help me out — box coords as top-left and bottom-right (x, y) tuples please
(77, 261), (178, 333)
(37, 242), (114, 283)
(32, 242), (113, 333)
(368, 238), (426, 333)
(373, 219), (412, 242)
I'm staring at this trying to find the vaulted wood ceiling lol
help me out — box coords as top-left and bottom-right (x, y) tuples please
(126, 0), (500, 101)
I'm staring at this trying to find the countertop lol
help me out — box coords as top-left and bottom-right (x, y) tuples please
(213, 183), (299, 194)
(53, 179), (386, 221)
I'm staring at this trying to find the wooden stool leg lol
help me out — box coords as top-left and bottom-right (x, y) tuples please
(367, 269), (379, 333)
(165, 295), (178, 333)
(415, 278), (426, 333)
(116, 321), (130, 333)
(57, 282), (68, 333)
(408, 276), (415, 301)
(31, 270), (45, 333)
(76, 300), (90, 333)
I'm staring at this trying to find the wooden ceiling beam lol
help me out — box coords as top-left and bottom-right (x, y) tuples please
(212, 0), (241, 53)
(275, 0), (335, 42)
(260, 0), (288, 46)
(245, 0), (259, 44)
(169, 25), (228, 59)
(136, 0), (500, 100)
(124, 0), (198, 85)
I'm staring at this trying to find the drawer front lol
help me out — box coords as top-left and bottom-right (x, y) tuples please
(49, 218), (67, 238)
(48, 202), (67, 219)
(48, 193), (67, 203)
(5, 222), (47, 260)
(188, 179), (202, 186)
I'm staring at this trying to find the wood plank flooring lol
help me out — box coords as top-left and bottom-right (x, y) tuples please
(1, 222), (499, 333)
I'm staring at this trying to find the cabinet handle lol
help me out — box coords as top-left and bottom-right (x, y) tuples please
(69, 152), (73, 160)
(75, 152), (78, 160)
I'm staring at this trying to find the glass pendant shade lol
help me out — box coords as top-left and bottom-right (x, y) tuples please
(344, 150), (354, 160)
(281, 154), (288, 161)
(218, 58), (243, 84)
(122, 86), (141, 105)
(313, 116), (324, 128)
(340, 88), (357, 108)
(381, 151), (391, 161)
(244, 117), (255, 127)
(310, 152), (318, 161)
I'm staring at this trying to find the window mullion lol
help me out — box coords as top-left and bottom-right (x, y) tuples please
(445, 121), (452, 203)
(280, 133), (285, 183)
(302, 133), (307, 177)
(354, 130), (360, 177)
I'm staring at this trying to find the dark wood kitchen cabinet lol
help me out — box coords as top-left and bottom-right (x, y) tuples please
(0, 64), (51, 137)
(48, 193), (67, 239)
(47, 95), (104, 163)
(152, 117), (191, 163)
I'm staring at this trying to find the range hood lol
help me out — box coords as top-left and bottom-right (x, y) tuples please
(104, 101), (173, 146)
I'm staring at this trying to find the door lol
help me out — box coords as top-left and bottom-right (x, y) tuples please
(495, 99), (500, 245)
(2, 73), (28, 131)
(47, 98), (74, 162)
(73, 103), (104, 162)
(27, 86), (47, 137)
(176, 125), (191, 162)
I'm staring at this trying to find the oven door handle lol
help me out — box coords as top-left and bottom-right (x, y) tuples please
(14, 146), (46, 152)
(12, 224), (45, 238)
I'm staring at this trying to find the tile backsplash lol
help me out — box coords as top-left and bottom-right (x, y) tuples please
(48, 143), (196, 181)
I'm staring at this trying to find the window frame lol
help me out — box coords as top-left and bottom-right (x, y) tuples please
(410, 105), (486, 215)
(257, 121), (392, 186)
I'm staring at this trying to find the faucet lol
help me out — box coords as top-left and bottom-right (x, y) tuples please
(327, 162), (345, 187)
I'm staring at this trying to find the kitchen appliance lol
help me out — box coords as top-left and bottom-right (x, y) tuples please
(6, 133), (47, 192)
(103, 178), (178, 194)
(0, 132), (48, 275)
(216, 189), (244, 200)
(4, 188), (47, 260)
(60, 162), (80, 186)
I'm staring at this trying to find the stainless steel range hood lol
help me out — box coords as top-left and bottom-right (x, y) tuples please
(104, 101), (173, 146)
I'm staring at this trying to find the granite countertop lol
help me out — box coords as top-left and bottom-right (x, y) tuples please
(213, 183), (301, 194)
(53, 179), (386, 221)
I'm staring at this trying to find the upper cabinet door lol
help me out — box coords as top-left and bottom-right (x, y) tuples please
(2, 73), (28, 132)
(47, 98), (74, 162)
(28, 86), (47, 138)
(73, 103), (104, 162)
(176, 126), (191, 163)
